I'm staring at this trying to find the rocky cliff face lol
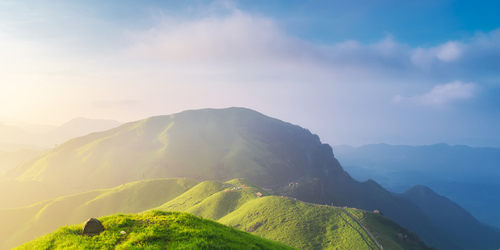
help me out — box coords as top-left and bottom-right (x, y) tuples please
(236, 112), (348, 187)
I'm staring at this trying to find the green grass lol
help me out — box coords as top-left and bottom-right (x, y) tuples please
(218, 197), (379, 250)
(0, 178), (197, 250)
(0, 148), (45, 175)
(1, 107), (316, 210)
(347, 209), (432, 250)
(152, 181), (227, 212)
(14, 210), (295, 250)
(152, 179), (383, 250)
(68, 178), (197, 223)
(2, 177), (432, 250)
(153, 178), (266, 220)
(151, 179), (431, 250)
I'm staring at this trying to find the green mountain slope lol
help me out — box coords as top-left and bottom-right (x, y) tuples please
(0, 107), (493, 249)
(153, 178), (431, 250)
(0, 148), (45, 175)
(2, 108), (334, 208)
(347, 208), (431, 250)
(219, 197), (383, 250)
(0, 178), (196, 250)
(152, 179), (268, 220)
(274, 177), (461, 250)
(0, 179), (58, 209)
(15, 210), (294, 250)
(2, 178), (431, 250)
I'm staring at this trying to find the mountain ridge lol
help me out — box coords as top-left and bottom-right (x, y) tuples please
(398, 185), (500, 250)
(332, 143), (500, 229)
(1, 107), (497, 249)
(2, 178), (431, 250)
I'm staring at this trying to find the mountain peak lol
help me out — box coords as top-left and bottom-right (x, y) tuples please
(1, 107), (342, 191)
(404, 185), (436, 196)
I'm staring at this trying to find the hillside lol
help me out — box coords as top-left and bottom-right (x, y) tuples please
(2, 178), (431, 250)
(15, 210), (295, 250)
(1, 107), (342, 208)
(1, 107), (496, 249)
(272, 178), (462, 249)
(0, 148), (45, 175)
(0, 178), (197, 250)
(153, 178), (430, 250)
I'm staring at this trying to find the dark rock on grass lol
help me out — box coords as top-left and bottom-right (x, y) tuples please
(82, 218), (105, 236)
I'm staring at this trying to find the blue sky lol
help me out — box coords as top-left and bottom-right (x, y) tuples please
(0, 0), (499, 147)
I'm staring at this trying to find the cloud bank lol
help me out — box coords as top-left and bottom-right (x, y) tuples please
(393, 81), (476, 107)
(128, 8), (500, 84)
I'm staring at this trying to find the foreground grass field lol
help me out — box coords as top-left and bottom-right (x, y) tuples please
(0, 178), (197, 250)
(15, 210), (296, 250)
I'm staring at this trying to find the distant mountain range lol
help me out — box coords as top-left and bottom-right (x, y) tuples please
(0, 117), (122, 175)
(0, 117), (122, 149)
(1, 108), (499, 249)
(332, 143), (500, 229)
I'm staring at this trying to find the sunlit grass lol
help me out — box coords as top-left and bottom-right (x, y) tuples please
(15, 210), (296, 250)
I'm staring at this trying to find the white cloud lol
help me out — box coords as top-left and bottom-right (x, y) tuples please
(128, 11), (416, 74)
(128, 10), (309, 64)
(410, 41), (463, 68)
(1, 1), (500, 146)
(409, 29), (500, 73)
(392, 95), (404, 103)
(371, 34), (399, 55)
(127, 8), (500, 87)
(393, 81), (476, 106)
(410, 47), (434, 69)
(436, 41), (462, 62)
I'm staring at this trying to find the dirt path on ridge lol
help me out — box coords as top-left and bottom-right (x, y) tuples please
(340, 208), (383, 250)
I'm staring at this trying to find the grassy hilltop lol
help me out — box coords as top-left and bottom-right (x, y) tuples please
(154, 178), (429, 250)
(0, 178), (197, 250)
(15, 210), (294, 250)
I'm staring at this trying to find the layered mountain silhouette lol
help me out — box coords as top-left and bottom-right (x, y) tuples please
(333, 143), (500, 229)
(0, 117), (122, 148)
(1, 108), (499, 249)
(398, 185), (500, 250)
